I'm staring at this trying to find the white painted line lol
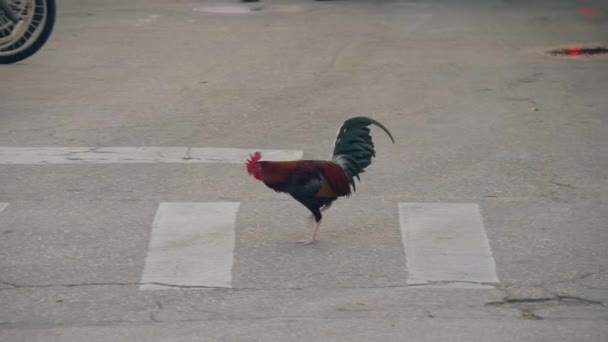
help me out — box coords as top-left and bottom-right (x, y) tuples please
(140, 202), (240, 290)
(0, 203), (8, 213)
(193, 4), (306, 14)
(193, 5), (255, 14)
(398, 203), (499, 288)
(0, 147), (302, 165)
(135, 14), (161, 26)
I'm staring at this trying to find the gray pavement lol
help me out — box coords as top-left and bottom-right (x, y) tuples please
(1, 0), (607, 340)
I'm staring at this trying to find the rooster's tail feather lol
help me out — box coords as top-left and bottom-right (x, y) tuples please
(331, 116), (394, 191)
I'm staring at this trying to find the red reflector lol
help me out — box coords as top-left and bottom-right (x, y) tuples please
(580, 8), (604, 17)
(565, 46), (583, 56)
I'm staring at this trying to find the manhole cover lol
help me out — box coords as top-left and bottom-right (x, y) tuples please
(548, 46), (608, 57)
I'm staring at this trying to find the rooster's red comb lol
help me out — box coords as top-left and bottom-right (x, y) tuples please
(246, 151), (262, 174)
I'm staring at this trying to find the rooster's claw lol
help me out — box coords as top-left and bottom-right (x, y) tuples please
(297, 238), (318, 245)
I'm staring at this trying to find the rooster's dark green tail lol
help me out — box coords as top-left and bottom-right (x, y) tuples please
(331, 116), (394, 191)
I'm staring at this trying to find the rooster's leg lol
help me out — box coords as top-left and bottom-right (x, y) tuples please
(305, 204), (331, 224)
(298, 204), (331, 245)
(298, 221), (321, 245)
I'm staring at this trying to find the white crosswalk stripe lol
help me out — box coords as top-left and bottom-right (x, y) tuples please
(0, 202), (8, 213)
(0, 147), (303, 164)
(140, 202), (240, 290)
(398, 203), (499, 288)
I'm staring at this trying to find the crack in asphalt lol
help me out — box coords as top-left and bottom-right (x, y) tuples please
(526, 165), (578, 197)
(0, 280), (17, 289)
(0, 315), (402, 329)
(3, 278), (604, 312)
(0, 280), (229, 291)
(182, 146), (201, 160)
(65, 147), (102, 156)
(494, 271), (608, 309)
(407, 280), (498, 287)
(486, 295), (607, 308)
(0, 280), (499, 292)
(549, 179), (576, 189)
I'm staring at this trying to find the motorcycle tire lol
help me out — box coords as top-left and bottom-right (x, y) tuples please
(0, 0), (56, 64)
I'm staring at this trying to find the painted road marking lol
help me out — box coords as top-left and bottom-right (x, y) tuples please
(135, 14), (161, 26)
(193, 5), (255, 14)
(0, 203), (8, 213)
(0, 147), (303, 165)
(193, 4), (307, 14)
(398, 203), (499, 288)
(140, 202), (240, 290)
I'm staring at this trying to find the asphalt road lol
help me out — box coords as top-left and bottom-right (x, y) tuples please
(1, 0), (607, 340)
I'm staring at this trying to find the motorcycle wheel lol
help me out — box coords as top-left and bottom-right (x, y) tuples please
(0, 0), (55, 64)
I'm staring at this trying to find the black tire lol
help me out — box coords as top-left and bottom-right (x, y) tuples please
(0, 0), (56, 64)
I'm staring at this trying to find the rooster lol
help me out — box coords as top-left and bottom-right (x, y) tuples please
(246, 116), (394, 244)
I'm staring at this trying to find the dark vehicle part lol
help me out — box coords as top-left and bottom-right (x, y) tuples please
(0, 0), (55, 64)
